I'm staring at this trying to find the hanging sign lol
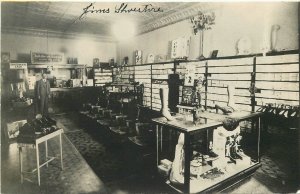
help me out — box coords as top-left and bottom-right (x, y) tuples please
(31, 52), (64, 64)
(10, 63), (27, 69)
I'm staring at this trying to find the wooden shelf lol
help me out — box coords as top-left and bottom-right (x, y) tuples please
(28, 64), (86, 69)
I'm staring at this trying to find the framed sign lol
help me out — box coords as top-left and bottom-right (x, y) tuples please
(9, 63), (27, 69)
(31, 52), (64, 64)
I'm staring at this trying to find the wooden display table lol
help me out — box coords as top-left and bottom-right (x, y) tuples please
(18, 129), (64, 186)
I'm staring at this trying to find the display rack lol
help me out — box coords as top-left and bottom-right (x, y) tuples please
(151, 63), (174, 111)
(121, 52), (299, 113)
(255, 54), (299, 107)
(94, 67), (112, 86)
(134, 65), (152, 107)
(206, 57), (253, 111)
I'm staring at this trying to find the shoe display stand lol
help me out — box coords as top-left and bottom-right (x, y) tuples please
(153, 111), (262, 193)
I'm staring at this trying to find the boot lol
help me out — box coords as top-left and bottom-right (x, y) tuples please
(227, 85), (236, 111)
(160, 88), (174, 121)
(215, 85), (237, 115)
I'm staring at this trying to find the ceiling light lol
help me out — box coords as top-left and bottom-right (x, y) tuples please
(112, 19), (136, 41)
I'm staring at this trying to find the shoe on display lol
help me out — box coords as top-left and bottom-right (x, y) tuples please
(160, 88), (174, 121)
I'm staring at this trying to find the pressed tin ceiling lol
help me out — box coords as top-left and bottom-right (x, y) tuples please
(1, 2), (218, 39)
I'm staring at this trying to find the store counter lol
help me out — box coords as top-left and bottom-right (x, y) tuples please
(50, 87), (101, 113)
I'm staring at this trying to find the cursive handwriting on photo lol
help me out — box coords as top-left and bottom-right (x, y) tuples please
(79, 3), (164, 20)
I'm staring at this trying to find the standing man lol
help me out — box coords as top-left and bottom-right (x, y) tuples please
(37, 73), (51, 116)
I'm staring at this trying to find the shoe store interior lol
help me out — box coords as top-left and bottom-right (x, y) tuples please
(1, 2), (299, 194)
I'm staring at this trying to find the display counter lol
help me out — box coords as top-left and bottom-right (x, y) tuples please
(50, 87), (94, 92)
(153, 111), (262, 193)
(50, 86), (101, 113)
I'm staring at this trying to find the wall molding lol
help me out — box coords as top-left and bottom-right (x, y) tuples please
(138, 3), (220, 35)
(1, 26), (117, 43)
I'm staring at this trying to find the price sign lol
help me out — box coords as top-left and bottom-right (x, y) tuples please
(10, 63), (27, 69)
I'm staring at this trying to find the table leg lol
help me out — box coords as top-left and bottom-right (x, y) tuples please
(160, 126), (163, 151)
(156, 125), (159, 166)
(45, 140), (48, 167)
(59, 133), (63, 170)
(36, 143), (40, 186)
(257, 116), (261, 162)
(19, 147), (23, 184)
(184, 133), (190, 193)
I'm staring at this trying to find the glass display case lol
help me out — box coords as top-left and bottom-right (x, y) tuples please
(152, 111), (262, 193)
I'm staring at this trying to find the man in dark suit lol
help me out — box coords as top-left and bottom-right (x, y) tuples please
(37, 73), (51, 116)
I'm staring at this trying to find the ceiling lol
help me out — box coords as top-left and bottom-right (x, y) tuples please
(1, 2), (220, 41)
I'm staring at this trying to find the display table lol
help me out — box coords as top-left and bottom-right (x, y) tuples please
(152, 111), (262, 193)
(18, 129), (64, 186)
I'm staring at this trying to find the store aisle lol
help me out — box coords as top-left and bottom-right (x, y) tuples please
(1, 130), (107, 194)
(54, 112), (299, 193)
(54, 112), (173, 194)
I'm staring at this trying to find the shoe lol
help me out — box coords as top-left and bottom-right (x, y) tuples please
(208, 151), (219, 158)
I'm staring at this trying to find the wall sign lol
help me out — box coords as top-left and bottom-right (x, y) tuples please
(31, 52), (64, 64)
(184, 65), (195, 86)
(10, 63), (27, 69)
